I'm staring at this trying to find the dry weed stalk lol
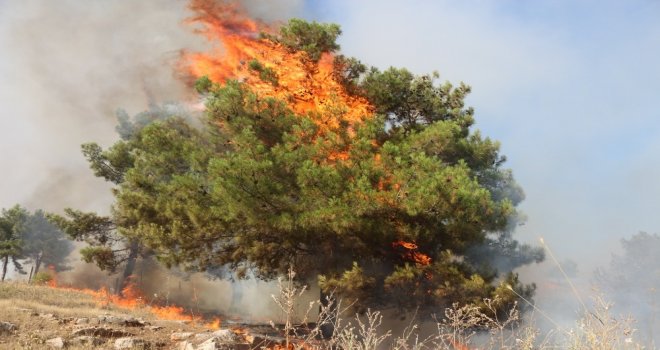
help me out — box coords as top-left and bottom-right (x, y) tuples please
(334, 309), (392, 350)
(270, 266), (354, 350)
(564, 294), (642, 350)
(391, 309), (434, 350)
(429, 296), (539, 350)
(269, 263), (649, 350)
(271, 267), (308, 348)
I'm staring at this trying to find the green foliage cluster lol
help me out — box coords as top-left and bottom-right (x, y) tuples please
(0, 205), (73, 282)
(32, 271), (53, 285)
(247, 59), (279, 86)
(49, 209), (122, 272)
(0, 206), (27, 281)
(50, 104), (196, 290)
(71, 19), (543, 316)
(22, 210), (73, 275)
(262, 19), (341, 61)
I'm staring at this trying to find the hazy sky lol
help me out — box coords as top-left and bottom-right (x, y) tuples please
(2, 0), (659, 272)
(305, 0), (660, 268)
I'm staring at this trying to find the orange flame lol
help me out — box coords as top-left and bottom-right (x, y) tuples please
(46, 265), (58, 287)
(45, 271), (218, 326)
(182, 0), (372, 133)
(449, 339), (472, 350)
(205, 317), (222, 329)
(392, 240), (432, 266)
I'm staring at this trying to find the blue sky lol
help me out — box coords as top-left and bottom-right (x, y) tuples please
(1, 0), (660, 271)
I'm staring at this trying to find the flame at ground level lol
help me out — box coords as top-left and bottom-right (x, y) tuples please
(45, 274), (221, 328)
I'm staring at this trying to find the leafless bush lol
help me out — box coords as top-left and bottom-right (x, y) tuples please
(270, 267), (647, 350)
(334, 309), (392, 350)
(270, 267), (354, 350)
(563, 294), (642, 350)
(271, 267), (307, 348)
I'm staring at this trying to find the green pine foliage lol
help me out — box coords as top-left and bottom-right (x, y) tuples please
(0, 206), (73, 282)
(0, 205), (28, 281)
(50, 104), (196, 288)
(262, 19), (341, 62)
(247, 59), (279, 86)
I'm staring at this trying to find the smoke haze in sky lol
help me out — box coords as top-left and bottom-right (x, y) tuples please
(308, 0), (660, 268)
(0, 0), (303, 213)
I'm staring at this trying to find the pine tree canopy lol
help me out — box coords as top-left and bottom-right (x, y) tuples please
(79, 18), (543, 315)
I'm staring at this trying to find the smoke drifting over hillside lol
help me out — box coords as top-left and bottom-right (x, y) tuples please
(0, 0), (304, 316)
(0, 0), (302, 214)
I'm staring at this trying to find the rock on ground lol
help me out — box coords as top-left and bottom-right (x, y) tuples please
(178, 340), (195, 350)
(171, 332), (194, 341)
(114, 337), (150, 349)
(71, 335), (105, 346)
(45, 337), (65, 348)
(197, 337), (250, 350)
(72, 326), (134, 338)
(210, 329), (237, 342)
(0, 321), (17, 334)
(75, 317), (90, 325)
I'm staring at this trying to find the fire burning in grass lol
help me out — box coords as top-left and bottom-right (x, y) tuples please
(44, 268), (221, 328)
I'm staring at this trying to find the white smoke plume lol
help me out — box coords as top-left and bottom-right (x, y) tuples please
(0, 0), (303, 213)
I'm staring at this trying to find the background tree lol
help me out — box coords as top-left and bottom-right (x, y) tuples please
(0, 205), (28, 281)
(22, 209), (73, 278)
(97, 18), (543, 321)
(595, 232), (660, 343)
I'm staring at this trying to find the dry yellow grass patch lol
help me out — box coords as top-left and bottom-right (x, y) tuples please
(0, 282), (208, 349)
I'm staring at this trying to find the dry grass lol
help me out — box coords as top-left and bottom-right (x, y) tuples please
(0, 276), (655, 350)
(0, 282), (149, 318)
(314, 296), (648, 350)
(268, 269), (654, 350)
(0, 282), (210, 349)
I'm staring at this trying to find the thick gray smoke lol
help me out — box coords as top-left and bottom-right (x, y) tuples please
(0, 0), (304, 317)
(0, 0), (201, 213)
(0, 0), (303, 214)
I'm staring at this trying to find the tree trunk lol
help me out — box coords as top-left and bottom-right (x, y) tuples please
(1, 256), (8, 282)
(119, 240), (140, 296)
(319, 289), (337, 339)
(33, 253), (42, 276)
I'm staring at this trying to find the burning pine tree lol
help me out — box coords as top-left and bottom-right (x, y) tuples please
(63, 0), (542, 320)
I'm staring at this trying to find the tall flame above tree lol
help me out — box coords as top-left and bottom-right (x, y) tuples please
(79, 0), (543, 318)
(182, 0), (370, 132)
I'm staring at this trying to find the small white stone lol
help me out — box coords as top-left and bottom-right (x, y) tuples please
(170, 332), (194, 341)
(45, 337), (65, 348)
